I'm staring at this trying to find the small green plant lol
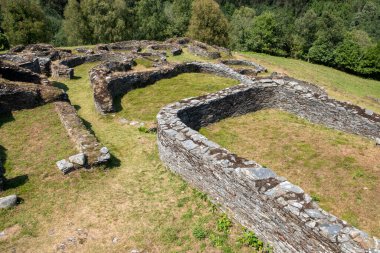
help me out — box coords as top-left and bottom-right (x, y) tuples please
(138, 126), (152, 133)
(310, 193), (321, 202)
(177, 197), (190, 207)
(209, 232), (228, 247)
(192, 226), (207, 240)
(193, 189), (208, 201)
(217, 214), (232, 233)
(237, 229), (272, 252)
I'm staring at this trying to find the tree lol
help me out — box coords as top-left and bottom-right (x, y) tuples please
(136, 0), (169, 40)
(308, 11), (345, 65)
(165, 0), (192, 37)
(81, 0), (129, 43)
(247, 11), (287, 56)
(188, 0), (229, 47)
(351, 1), (380, 41)
(1, 0), (51, 45)
(62, 0), (90, 45)
(229, 6), (255, 50)
(292, 9), (318, 58)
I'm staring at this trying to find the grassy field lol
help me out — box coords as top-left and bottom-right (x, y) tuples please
(0, 50), (379, 252)
(0, 63), (258, 252)
(200, 109), (380, 237)
(238, 52), (380, 114)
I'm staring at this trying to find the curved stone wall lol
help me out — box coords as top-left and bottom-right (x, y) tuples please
(157, 77), (380, 252)
(89, 61), (254, 114)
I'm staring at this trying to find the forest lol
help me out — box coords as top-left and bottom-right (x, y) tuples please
(0, 0), (379, 79)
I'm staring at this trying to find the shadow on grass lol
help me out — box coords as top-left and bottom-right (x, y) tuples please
(0, 145), (6, 165)
(52, 81), (69, 92)
(5, 175), (29, 190)
(113, 95), (124, 113)
(0, 111), (15, 127)
(107, 153), (121, 169)
(81, 117), (97, 137)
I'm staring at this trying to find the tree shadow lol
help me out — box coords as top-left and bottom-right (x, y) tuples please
(51, 81), (69, 92)
(5, 175), (29, 190)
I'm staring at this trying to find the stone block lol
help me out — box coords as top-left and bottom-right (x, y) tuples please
(0, 195), (17, 209)
(56, 159), (74, 174)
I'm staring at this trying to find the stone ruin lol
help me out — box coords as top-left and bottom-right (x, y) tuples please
(0, 53), (110, 178)
(0, 39), (379, 252)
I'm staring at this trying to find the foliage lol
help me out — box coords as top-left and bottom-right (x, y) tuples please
(216, 214), (232, 233)
(1, 0), (51, 45)
(248, 11), (287, 56)
(0, 32), (9, 50)
(192, 226), (207, 240)
(62, 0), (89, 46)
(188, 0), (229, 47)
(136, 0), (168, 40)
(165, 0), (192, 37)
(237, 228), (271, 252)
(228, 6), (255, 51)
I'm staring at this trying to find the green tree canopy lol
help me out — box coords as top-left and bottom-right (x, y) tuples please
(136, 0), (169, 40)
(1, 0), (51, 45)
(248, 11), (287, 56)
(229, 6), (255, 51)
(188, 0), (229, 47)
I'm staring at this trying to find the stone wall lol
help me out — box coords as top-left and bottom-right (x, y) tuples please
(0, 78), (66, 114)
(220, 59), (267, 74)
(89, 61), (254, 114)
(157, 77), (380, 253)
(0, 60), (48, 85)
(54, 101), (110, 170)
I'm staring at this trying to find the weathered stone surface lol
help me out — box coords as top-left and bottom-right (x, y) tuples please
(0, 195), (17, 209)
(220, 59), (267, 73)
(56, 159), (74, 174)
(376, 138), (380, 146)
(0, 60), (46, 84)
(156, 77), (380, 252)
(90, 61), (253, 114)
(69, 153), (86, 166)
(0, 77), (67, 114)
(54, 101), (110, 167)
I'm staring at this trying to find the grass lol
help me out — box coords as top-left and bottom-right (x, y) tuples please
(0, 48), (379, 251)
(238, 52), (380, 113)
(0, 62), (254, 252)
(117, 73), (239, 121)
(200, 109), (380, 237)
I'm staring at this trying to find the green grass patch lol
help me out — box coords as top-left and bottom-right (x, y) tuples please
(117, 73), (239, 121)
(201, 109), (380, 237)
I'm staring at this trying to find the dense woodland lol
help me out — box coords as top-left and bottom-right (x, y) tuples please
(0, 0), (379, 79)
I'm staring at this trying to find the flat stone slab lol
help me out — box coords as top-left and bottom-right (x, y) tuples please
(56, 159), (74, 174)
(69, 153), (86, 166)
(0, 195), (17, 209)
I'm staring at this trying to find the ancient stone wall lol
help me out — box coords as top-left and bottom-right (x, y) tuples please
(0, 78), (66, 114)
(89, 61), (254, 114)
(157, 77), (380, 253)
(0, 61), (48, 85)
(54, 101), (110, 171)
(220, 59), (267, 74)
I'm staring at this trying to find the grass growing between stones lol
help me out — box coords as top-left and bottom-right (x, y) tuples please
(0, 62), (255, 252)
(239, 52), (380, 114)
(200, 109), (380, 237)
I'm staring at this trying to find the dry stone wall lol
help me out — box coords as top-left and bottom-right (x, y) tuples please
(89, 61), (254, 114)
(54, 101), (110, 173)
(157, 77), (380, 253)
